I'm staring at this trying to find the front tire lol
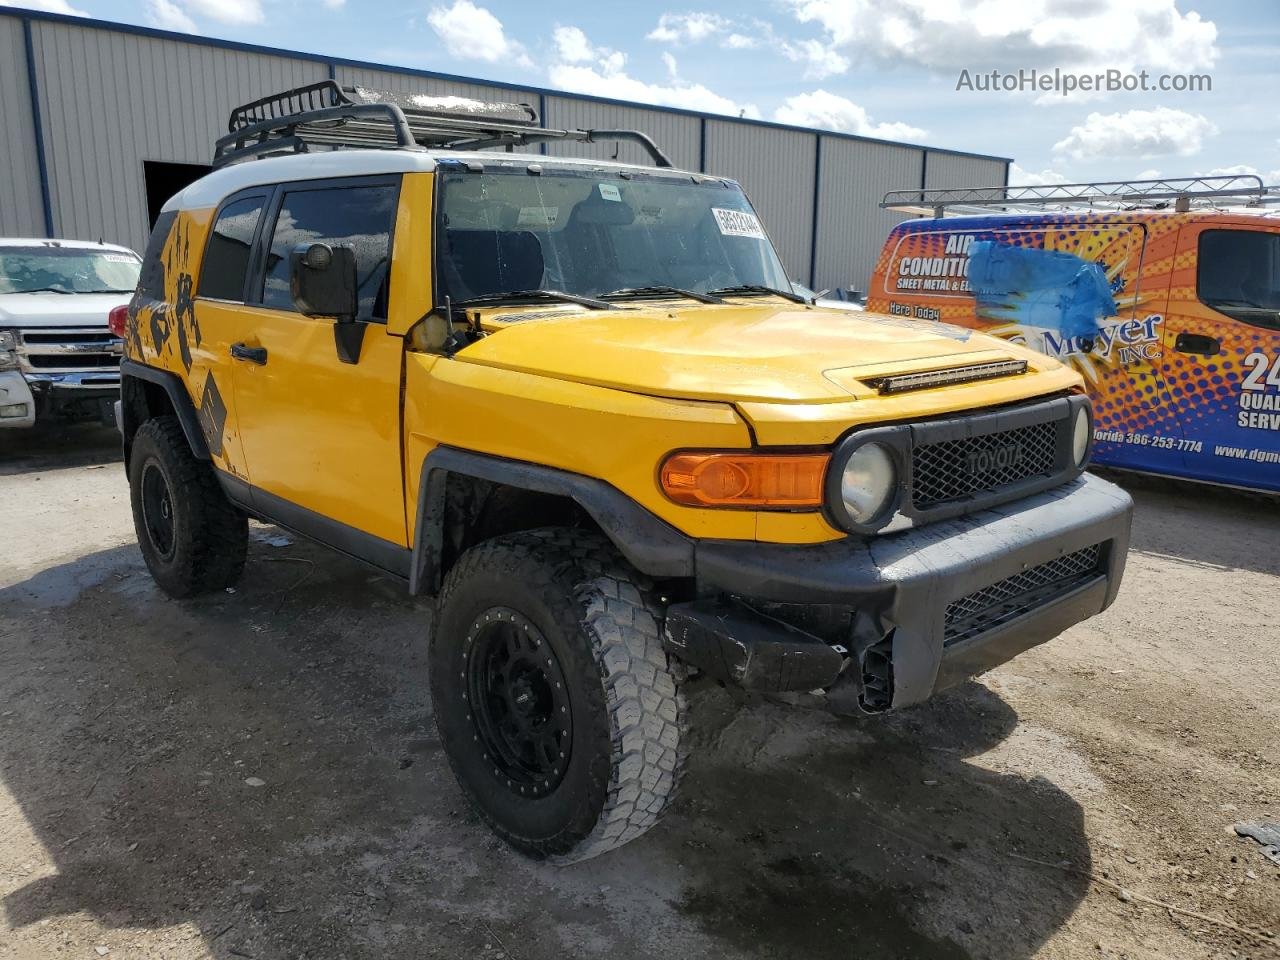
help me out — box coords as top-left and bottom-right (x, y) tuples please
(128, 416), (247, 598)
(430, 529), (686, 862)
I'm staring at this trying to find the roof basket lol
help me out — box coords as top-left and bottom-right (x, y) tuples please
(881, 175), (1274, 217)
(213, 80), (673, 169)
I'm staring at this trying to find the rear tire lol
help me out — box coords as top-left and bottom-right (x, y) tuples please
(128, 416), (247, 598)
(430, 528), (686, 863)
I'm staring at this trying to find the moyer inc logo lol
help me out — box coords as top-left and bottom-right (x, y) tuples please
(967, 441), (1025, 475)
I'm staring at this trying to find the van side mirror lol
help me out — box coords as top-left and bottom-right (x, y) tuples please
(289, 242), (364, 364)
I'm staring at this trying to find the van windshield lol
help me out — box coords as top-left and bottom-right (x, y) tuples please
(434, 167), (791, 304)
(0, 246), (141, 295)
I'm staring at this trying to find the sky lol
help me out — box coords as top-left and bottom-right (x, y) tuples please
(8, 0), (1279, 186)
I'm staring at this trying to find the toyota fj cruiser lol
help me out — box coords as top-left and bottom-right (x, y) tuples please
(118, 83), (1133, 862)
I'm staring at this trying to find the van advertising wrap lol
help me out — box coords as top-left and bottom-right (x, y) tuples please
(869, 213), (1280, 491)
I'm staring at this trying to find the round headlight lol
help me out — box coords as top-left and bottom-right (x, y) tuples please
(1072, 405), (1092, 467)
(840, 442), (896, 525)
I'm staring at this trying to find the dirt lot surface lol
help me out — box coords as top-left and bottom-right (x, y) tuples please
(2, 424), (1277, 960)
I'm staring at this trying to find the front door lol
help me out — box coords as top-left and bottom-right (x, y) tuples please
(229, 175), (410, 567)
(1161, 221), (1280, 491)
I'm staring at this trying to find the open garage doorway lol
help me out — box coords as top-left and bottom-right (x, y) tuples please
(143, 160), (212, 228)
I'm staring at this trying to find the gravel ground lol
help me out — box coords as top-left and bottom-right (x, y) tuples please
(1, 424), (1277, 960)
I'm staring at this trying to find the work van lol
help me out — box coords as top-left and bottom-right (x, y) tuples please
(869, 177), (1280, 492)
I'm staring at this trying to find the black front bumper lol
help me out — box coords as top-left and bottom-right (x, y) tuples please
(663, 473), (1132, 712)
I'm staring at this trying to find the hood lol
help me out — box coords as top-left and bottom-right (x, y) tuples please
(457, 301), (1061, 404)
(0, 291), (132, 329)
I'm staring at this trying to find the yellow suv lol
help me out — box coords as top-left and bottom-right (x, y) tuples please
(118, 83), (1133, 862)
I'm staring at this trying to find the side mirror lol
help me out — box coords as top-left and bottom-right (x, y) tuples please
(289, 242), (363, 364)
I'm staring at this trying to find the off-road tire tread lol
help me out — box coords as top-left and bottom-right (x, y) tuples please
(130, 416), (247, 597)
(432, 528), (687, 863)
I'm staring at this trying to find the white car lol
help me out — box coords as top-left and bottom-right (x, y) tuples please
(0, 239), (140, 429)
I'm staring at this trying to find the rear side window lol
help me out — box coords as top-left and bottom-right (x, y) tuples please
(138, 211), (177, 300)
(259, 182), (398, 321)
(200, 195), (266, 301)
(1198, 229), (1280, 331)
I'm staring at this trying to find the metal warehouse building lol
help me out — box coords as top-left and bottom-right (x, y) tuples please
(0, 7), (1010, 293)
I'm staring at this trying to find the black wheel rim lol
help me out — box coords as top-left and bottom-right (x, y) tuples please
(140, 462), (176, 561)
(463, 607), (572, 797)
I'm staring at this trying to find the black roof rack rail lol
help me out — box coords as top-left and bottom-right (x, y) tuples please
(212, 80), (674, 169)
(881, 175), (1271, 217)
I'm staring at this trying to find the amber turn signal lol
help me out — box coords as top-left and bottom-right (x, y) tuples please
(660, 452), (829, 508)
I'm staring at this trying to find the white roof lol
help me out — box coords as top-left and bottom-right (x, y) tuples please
(0, 237), (139, 255)
(164, 148), (709, 212)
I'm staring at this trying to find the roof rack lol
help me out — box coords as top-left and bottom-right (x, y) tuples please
(881, 175), (1274, 218)
(212, 80), (674, 169)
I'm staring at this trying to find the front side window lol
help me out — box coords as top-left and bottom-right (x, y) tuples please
(1198, 229), (1280, 330)
(199, 195), (265, 301)
(0, 246), (140, 295)
(435, 169), (790, 301)
(259, 182), (398, 321)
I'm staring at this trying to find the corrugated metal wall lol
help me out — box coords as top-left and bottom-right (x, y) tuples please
(542, 96), (701, 172)
(925, 150), (1007, 190)
(0, 18), (47, 238)
(704, 120), (816, 281)
(0, 10), (1008, 285)
(27, 20), (326, 250)
(813, 137), (920, 294)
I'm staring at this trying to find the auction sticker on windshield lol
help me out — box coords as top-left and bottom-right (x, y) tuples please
(713, 208), (767, 240)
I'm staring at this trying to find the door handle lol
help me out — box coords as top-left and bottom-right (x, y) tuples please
(230, 342), (268, 365)
(1174, 332), (1220, 357)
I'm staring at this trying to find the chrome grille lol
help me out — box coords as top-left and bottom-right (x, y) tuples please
(944, 545), (1103, 646)
(16, 327), (122, 376)
(913, 419), (1058, 509)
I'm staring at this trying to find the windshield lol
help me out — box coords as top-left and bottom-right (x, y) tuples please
(0, 246), (141, 294)
(435, 167), (791, 302)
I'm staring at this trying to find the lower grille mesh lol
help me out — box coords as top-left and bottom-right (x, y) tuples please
(944, 544), (1104, 647)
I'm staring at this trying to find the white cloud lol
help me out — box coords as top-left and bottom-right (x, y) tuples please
(427, 0), (531, 67)
(724, 33), (758, 49)
(547, 25), (757, 118)
(0, 0), (88, 14)
(1206, 164), (1280, 185)
(182, 0), (264, 25)
(781, 38), (849, 79)
(1008, 163), (1069, 186)
(647, 12), (730, 44)
(1135, 168), (1163, 179)
(552, 25), (596, 63)
(322, 0), (345, 8)
(146, 0), (196, 31)
(1052, 107), (1216, 161)
(773, 89), (925, 140)
(785, 0), (1217, 75)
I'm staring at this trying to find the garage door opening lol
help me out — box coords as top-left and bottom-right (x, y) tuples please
(143, 160), (212, 228)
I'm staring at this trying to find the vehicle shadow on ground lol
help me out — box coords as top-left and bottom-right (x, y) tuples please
(0, 539), (1090, 959)
(1097, 469), (1280, 577)
(0, 422), (121, 475)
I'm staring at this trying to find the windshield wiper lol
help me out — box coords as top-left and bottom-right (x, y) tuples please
(708, 284), (808, 304)
(10, 286), (76, 294)
(452, 289), (612, 310)
(603, 286), (725, 305)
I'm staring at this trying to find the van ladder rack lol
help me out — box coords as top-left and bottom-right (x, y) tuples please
(882, 175), (1271, 217)
(213, 80), (673, 169)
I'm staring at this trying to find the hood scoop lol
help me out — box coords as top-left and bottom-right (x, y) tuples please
(865, 359), (1028, 395)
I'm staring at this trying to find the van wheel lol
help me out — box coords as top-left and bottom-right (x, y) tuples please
(128, 416), (247, 599)
(430, 529), (687, 863)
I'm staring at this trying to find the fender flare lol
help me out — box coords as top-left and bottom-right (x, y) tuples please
(409, 446), (694, 596)
(120, 358), (210, 460)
